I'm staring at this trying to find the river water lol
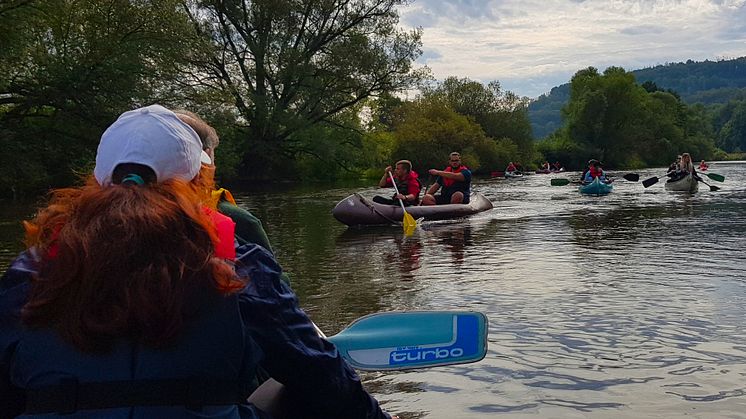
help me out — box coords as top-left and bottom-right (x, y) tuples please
(1, 163), (745, 418)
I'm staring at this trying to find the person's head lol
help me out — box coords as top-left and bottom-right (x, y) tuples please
(449, 152), (461, 169)
(676, 155), (682, 163)
(700, 159), (705, 164)
(681, 153), (691, 164)
(394, 159), (412, 178)
(23, 104), (242, 353)
(588, 159), (598, 169)
(172, 109), (219, 165)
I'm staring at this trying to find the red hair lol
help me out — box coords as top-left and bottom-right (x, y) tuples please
(22, 175), (244, 353)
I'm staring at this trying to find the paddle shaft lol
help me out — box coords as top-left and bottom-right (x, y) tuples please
(695, 175), (720, 191)
(389, 171), (409, 212)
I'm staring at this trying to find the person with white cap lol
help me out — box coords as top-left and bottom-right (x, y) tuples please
(0, 105), (394, 418)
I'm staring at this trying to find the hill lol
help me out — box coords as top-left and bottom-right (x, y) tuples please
(529, 57), (746, 139)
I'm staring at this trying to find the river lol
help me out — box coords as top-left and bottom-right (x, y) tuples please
(2, 162), (745, 418)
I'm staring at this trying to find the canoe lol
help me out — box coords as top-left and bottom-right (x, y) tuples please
(665, 174), (699, 193)
(578, 177), (613, 196)
(332, 192), (493, 226)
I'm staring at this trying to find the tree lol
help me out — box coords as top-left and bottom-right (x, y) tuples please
(717, 101), (746, 152)
(557, 66), (717, 168)
(0, 0), (202, 197)
(389, 98), (513, 173)
(186, 0), (425, 174)
(422, 77), (534, 158)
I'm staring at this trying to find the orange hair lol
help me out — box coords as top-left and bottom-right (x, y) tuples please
(22, 175), (244, 353)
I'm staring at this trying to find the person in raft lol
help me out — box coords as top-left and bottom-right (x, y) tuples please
(582, 159), (608, 183)
(505, 161), (518, 173)
(0, 105), (394, 419)
(698, 159), (709, 171)
(421, 152), (472, 205)
(373, 159), (421, 206)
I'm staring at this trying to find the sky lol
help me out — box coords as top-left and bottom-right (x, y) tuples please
(398, 0), (746, 99)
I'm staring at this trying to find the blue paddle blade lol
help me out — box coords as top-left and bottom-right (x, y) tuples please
(328, 311), (488, 371)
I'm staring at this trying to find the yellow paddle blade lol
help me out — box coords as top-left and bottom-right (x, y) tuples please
(402, 211), (417, 236)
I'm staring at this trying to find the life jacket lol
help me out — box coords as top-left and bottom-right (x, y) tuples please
(589, 166), (603, 179)
(391, 171), (421, 204)
(506, 163), (516, 172)
(442, 165), (468, 188)
(203, 207), (236, 260)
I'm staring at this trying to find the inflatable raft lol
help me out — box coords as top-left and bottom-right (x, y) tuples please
(332, 192), (493, 226)
(578, 177), (613, 196)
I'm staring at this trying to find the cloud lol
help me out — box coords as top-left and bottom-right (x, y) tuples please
(399, 0), (746, 97)
(619, 25), (666, 36)
(417, 48), (444, 64)
(401, 0), (500, 27)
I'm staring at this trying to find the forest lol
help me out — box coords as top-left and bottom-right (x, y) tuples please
(1, 0), (743, 199)
(530, 57), (746, 150)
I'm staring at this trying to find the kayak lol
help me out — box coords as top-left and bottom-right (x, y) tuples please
(332, 192), (493, 226)
(504, 171), (523, 178)
(665, 174), (699, 193)
(578, 177), (613, 196)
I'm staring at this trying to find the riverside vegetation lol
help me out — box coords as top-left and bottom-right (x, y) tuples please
(1, 1), (745, 199)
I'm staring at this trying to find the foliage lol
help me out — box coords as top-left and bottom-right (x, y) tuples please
(528, 57), (746, 143)
(185, 0), (425, 175)
(542, 66), (718, 170)
(388, 98), (511, 174)
(528, 84), (569, 139)
(712, 100), (746, 152)
(0, 0), (203, 197)
(422, 77), (534, 160)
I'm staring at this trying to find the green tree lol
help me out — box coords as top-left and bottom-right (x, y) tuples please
(422, 77), (534, 159)
(0, 0), (203, 197)
(717, 101), (746, 152)
(389, 98), (511, 174)
(186, 0), (425, 175)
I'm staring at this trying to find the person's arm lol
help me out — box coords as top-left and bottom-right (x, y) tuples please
(218, 200), (272, 252)
(428, 169), (465, 182)
(235, 245), (391, 419)
(378, 166), (393, 188)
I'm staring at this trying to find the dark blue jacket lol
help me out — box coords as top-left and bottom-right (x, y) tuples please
(0, 245), (389, 419)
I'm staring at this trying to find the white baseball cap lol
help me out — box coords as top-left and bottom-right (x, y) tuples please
(94, 105), (204, 185)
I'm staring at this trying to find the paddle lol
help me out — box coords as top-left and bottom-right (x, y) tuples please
(696, 176), (720, 191)
(389, 171), (416, 236)
(642, 172), (673, 188)
(704, 172), (725, 182)
(622, 173), (639, 182)
(550, 178), (575, 186)
(249, 311), (488, 416)
(326, 311), (489, 371)
(553, 173), (637, 187)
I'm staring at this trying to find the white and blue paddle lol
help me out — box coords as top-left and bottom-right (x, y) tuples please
(324, 311), (488, 371)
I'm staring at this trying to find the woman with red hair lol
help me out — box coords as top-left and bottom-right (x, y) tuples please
(0, 105), (391, 418)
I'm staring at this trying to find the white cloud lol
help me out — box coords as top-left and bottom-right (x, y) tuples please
(400, 0), (746, 98)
